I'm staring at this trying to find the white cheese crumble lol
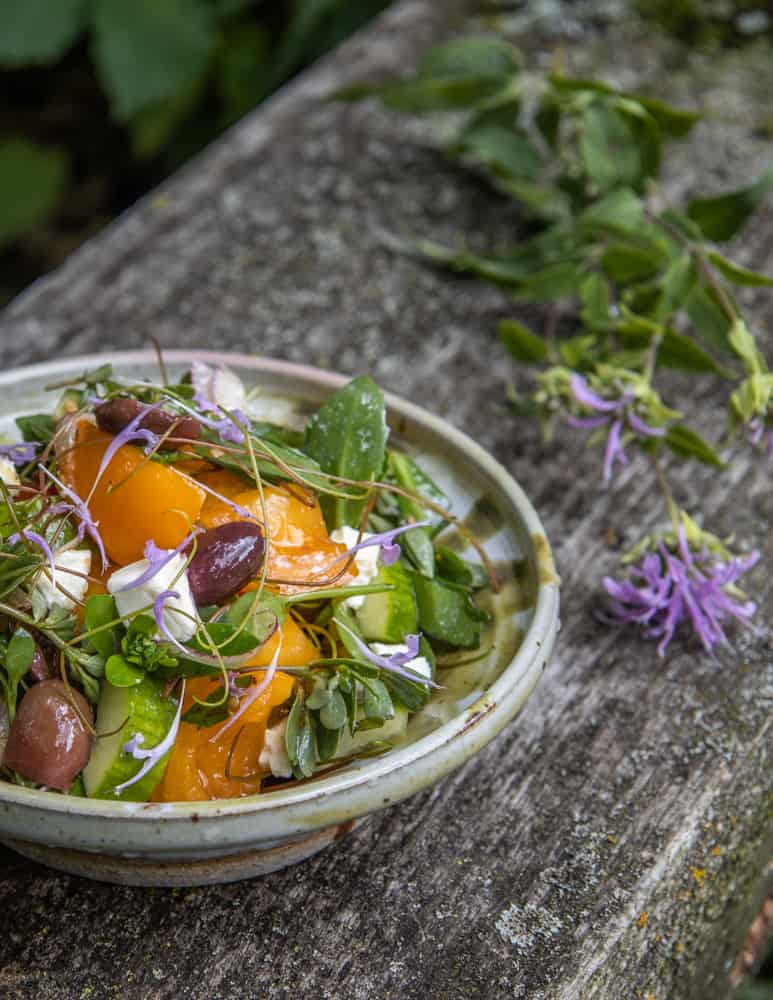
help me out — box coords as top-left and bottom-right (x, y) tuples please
(107, 553), (197, 642)
(246, 395), (304, 430)
(371, 642), (432, 680)
(330, 525), (380, 609)
(258, 718), (293, 778)
(34, 547), (92, 612)
(0, 458), (19, 487)
(191, 360), (246, 412)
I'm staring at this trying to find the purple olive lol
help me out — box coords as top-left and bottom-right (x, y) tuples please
(2, 680), (93, 790)
(95, 397), (200, 445)
(188, 522), (265, 606)
(28, 643), (53, 683)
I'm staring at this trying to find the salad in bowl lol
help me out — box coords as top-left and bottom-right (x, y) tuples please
(0, 359), (496, 806)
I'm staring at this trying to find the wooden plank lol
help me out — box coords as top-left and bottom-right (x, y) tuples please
(0, 1), (771, 997)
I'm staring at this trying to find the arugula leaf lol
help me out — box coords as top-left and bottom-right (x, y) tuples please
(386, 450), (448, 578)
(305, 376), (389, 530)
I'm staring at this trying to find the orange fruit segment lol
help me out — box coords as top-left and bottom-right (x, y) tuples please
(197, 473), (353, 593)
(153, 618), (316, 801)
(64, 420), (205, 566)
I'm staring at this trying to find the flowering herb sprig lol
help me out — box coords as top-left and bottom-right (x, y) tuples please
(341, 35), (771, 655)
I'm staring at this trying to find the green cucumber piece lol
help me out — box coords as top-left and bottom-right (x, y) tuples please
(355, 561), (418, 643)
(83, 676), (178, 802)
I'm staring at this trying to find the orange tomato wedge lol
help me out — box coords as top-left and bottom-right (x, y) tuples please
(152, 617), (318, 801)
(63, 420), (205, 566)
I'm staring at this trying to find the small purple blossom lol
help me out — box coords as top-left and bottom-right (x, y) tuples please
(602, 528), (760, 656)
(41, 466), (108, 572)
(746, 417), (773, 457)
(90, 403), (162, 500)
(338, 623), (436, 686)
(568, 374), (665, 483)
(113, 531), (200, 592)
(166, 391), (249, 446)
(214, 628), (284, 740)
(0, 442), (40, 466)
(116, 680), (186, 794)
(152, 589), (188, 653)
(9, 527), (57, 583)
(330, 520), (433, 569)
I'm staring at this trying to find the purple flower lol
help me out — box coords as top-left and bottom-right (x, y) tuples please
(568, 374), (665, 483)
(337, 623), (436, 686)
(9, 527), (57, 583)
(746, 417), (773, 457)
(214, 628), (284, 740)
(0, 442), (40, 466)
(116, 680), (186, 794)
(41, 467), (108, 572)
(113, 532), (199, 592)
(164, 392), (249, 446)
(89, 403), (161, 500)
(602, 529), (760, 656)
(330, 520), (433, 569)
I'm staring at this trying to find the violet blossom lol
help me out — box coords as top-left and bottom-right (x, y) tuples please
(338, 623), (437, 686)
(330, 520), (433, 569)
(90, 402), (162, 499)
(746, 417), (773, 457)
(602, 528), (760, 656)
(40, 467), (108, 572)
(568, 374), (666, 483)
(8, 527), (57, 583)
(0, 442), (40, 466)
(113, 532), (200, 592)
(116, 680), (186, 794)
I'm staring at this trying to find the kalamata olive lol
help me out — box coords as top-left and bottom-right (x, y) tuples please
(2, 679), (93, 790)
(95, 397), (201, 444)
(187, 522), (265, 606)
(28, 643), (53, 683)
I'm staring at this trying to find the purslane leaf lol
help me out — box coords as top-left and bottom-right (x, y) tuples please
(498, 318), (550, 362)
(664, 425), (724, 467)
(686, 166), (773, 242)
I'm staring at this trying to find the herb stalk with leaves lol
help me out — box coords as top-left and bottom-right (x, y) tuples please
(338, 35), (770, 655)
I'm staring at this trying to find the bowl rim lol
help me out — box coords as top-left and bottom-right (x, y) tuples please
(0, 351), (559, 847)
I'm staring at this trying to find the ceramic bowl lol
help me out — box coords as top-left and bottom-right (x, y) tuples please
(0, 351), (559, 886)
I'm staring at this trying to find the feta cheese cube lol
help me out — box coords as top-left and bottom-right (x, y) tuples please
(108, 553), (197, 642)
(330, 526), (380, 609)
(371, 642), (432, 680)
(258, 718), (293, 778)
(0, 458), (19, 487)
(34, 547), (92, 612)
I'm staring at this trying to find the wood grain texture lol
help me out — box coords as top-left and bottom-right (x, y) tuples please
(0, 2), (771, 997)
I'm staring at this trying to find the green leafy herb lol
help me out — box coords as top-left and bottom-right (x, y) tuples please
(305, 375), (389, 530)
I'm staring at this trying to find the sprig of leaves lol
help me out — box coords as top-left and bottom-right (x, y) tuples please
(338, 34), (771, 654)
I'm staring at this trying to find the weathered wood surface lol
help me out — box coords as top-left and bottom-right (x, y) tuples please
(0, 2), (771, 997)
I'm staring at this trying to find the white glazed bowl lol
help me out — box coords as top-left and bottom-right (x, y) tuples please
(0, 352), (559, 885)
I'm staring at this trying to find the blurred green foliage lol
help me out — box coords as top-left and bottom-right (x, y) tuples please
(0, 0), (390, 288)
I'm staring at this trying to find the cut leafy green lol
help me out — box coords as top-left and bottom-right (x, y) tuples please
(305, 376), (389, 530)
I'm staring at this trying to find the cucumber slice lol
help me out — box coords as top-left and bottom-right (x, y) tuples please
(355, 561), (418, 643)
(83, 676), (178, 802)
